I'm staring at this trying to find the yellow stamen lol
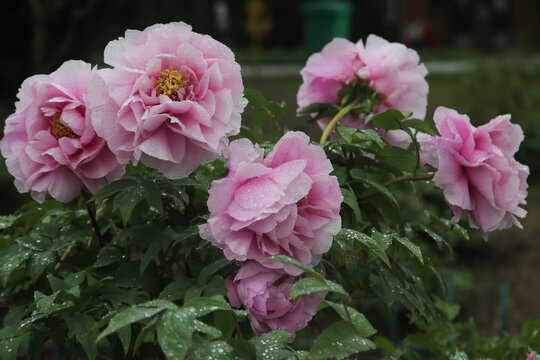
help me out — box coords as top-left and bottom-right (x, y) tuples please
(49, 114), (77, 139)
(155, 66), (188, 101)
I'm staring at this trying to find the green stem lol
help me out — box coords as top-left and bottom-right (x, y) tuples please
(357, 172), (435, 200)
(319, 100), (359, 144)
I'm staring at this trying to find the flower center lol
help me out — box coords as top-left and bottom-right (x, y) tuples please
(155, 66), (188, 101)
(49, 114), (77, 139)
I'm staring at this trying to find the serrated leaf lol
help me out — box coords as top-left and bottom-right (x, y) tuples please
(377, 146), (417, 172)
(29, 250), (55, 282)
(244, 89), (267, 108)
(298, 102), (338, 115)
(253, 108), (272, 128)
(335, 229), (391, 268)
(392, 235), (423, 264)
(335, 123), (356, 143)
(288, 277), (349, 301)
(324, 301), (376, 337)
(65, 314), (98, 360)
(133, 318), (157, 354)
(411, 223), (452, 253)
(157, 308), (196, 360)
(307, 321), (375, 360)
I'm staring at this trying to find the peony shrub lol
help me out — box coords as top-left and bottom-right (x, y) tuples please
(0, 23), (535, 360)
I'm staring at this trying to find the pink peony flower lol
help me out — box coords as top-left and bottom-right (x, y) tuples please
(226, 261), (325, 336)
(0, 61), (124, 203)
(199, 131), (342, 275)
(87, 22), (246, 179)
(297, 35), (428, 148)
(418, 106), (529, 234)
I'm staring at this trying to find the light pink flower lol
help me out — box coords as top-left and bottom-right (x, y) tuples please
(418, 106), (529, 234)
(199, 131), (342, 275)
(528, 352), (537, 360)
(88, 22), (246, 179)
(226, 261), (324, 336)
(297, 35), (428, 148)
(0, 61), (124, 203)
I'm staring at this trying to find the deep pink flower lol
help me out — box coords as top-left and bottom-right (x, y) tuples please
(528, 352), (537, 360)
(226, 261), (324, 335)
(199, 131), (342, 275)
(418, 106), (529, 234)
(88, 22), (246, 179)
(0, 61), (124, 203)
(297, 35), (428, 148)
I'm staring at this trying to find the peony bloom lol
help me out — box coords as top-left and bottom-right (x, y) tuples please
(0, 61), (124, 203)
(226, 261), (325, 336)
(199, 131), (342, 275)
(418, 106), (529, 234)
(297, 35), (428, 148)
(88, 22), (246, 179)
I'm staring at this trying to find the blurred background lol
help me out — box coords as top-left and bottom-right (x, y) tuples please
(1, 0), (539, 340)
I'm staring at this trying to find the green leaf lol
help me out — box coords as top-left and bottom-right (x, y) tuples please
(377, 146), (417, 172)
(324, 301), (376, 337)
(341, 188), (362, 223)
(183, 295), (242, 317)
(264, 255), (325, 282)
(391, 235), (423, 264)
(335, 229), (391, 268)
(298, 102), (338, 115)
(90, 178), (138, 200)
(142, 181), (164, 214)
(0, 336), (22, 360)
(198, 258), (230, 284)
(253, 108), (271, 128)
(288, 277), (349, 302)
(194, 319), (222, 339)
(267, 101), (286, 118)
(250, 330), (292, 360)
(35, 291), (58, 316)
(187, 337), (232, 360)
(371, 110), (409, 130)
(97, 306), (166, 342)
(351, 170), (399, 207)
(335, 123), (357, 143)
(228, 339), (258, 360)
(29, 249), (55, 282)
(402, 119), (437, 136)
(117, 325), (131, 357)
(65, 314), (98, 360)
(411, 223), (452, 253)
(113, 187), (144, 225)
(451, 351), (469, 360)
(159, 277), (197, 302)
(0, 245), (31, 286)
(244, 89), (267, 108)
(157, 308), (196, 360)
(307, 321), (375, 360)
(133, 319), (157, 354)
(93, 246), (124, 268)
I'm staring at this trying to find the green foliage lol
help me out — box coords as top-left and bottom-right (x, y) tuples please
(0, 88), (536, 360)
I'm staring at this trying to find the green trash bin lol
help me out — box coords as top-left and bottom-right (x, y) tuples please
(301, 1), (354, 56)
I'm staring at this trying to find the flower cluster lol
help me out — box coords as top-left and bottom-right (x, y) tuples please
(1, 22), (244, 202)
(200, 131), (343, 335)
(297, 35), (428, 148)
(418, 107), (529, 234)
